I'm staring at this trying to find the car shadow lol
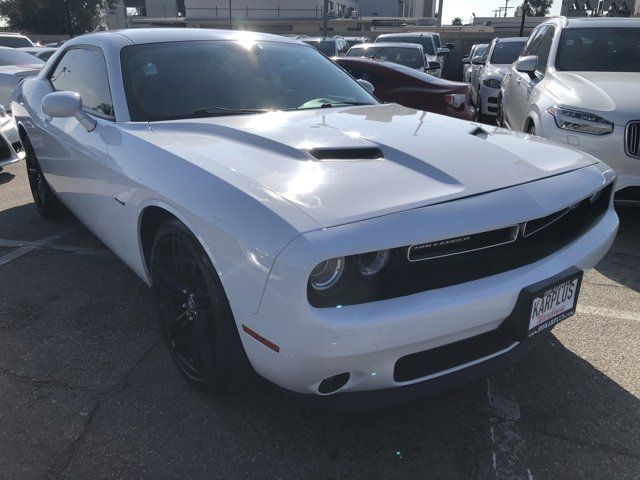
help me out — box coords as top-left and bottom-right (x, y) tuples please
(0, 170), (15, 186)
(594, 205), (640, 292)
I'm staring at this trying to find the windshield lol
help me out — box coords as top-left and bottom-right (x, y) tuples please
(370, 47), (422, 69)
(556, 27), (640, 72)
(490, 41), (525, 64)
(303, 40), (335, 56)
(0, 48), (44, 66)
(379, 36), (435, 55)
(121, 40), (377, 122)
(473, 45), (488, 59)
(0, 36), (33, 48)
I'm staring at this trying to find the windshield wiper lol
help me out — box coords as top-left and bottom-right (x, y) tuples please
(191, 107), (271, 117)
(317, 101), (373, 108)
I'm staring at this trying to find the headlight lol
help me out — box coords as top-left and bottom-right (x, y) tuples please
(356, 250), (390, 276)
(547, 106), (614, 135)
(309, 257), (345, 291)
(482, 78), (501, 89)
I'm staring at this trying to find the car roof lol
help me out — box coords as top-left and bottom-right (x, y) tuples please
(495, 37), (527, 43)
(0, 32), (28, 37)
(350, 42), (422, 50)
(303, 37), (338, 42)
(377, 32), (434, 38)
(565, 17), (640, 28)
(66, 28), (300, 47)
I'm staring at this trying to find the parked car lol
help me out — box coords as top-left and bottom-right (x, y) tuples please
(0, 32), (35, 48)
(302, 36), (349, 56)
(470, 36), (526, 122)
(375, 32), (444, 77)
(18, 47), (57, 62)
(335, 56), (473, 120)
(0, 47), (44, 110)
(462, 43), (488, 83)
(346, 43), (441, 74)
(344, 36), (371, 48)
(499, 17), (640, 203)
(12, 29), (618, 406)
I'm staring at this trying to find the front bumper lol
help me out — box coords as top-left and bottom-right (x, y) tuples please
(480, 85), (500, 116)
(0, 115), (24, 168)
(233, 166), (618, 399)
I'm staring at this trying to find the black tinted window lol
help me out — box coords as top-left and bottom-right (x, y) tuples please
(0, 49), (43, 66)
(491, 41), (526, 64)
(556, 27), (640, 72)
(536, 26), (555, 73)
(523, 26), (547, 57)
(49, 48), (114, 118)
(121, 41), (376, 122)
(0, 36), (33, 48)
(371, 47), (422, 69)
(381, 36), (434, 55)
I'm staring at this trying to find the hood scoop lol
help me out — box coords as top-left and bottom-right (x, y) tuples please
(307, 147), (384, 161)
(469, 126), (489, 139)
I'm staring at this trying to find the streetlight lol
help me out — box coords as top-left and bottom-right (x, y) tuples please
(229, 0), (232, 29)
(519, 0), (528, 36)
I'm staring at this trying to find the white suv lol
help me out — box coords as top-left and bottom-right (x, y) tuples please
(499, 17), (640, 202)
(469, 37), (526, 122)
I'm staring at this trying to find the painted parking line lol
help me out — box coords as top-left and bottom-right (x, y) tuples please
(577, 305), (640, 322)
(0, 229), (75, 267)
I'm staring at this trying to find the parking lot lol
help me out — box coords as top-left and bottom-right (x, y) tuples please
(0, 159), (639, 479)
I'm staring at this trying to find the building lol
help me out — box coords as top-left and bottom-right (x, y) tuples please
(561, 0), (636, 16)
(107, 0), (185, 29)
(472, 15), (547, 30)
(358, 0), (435, 17)
(186, 0), (357, 21)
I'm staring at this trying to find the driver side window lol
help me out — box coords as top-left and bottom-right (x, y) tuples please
(48, 47), (114, 119)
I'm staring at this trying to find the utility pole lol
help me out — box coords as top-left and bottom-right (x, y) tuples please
(228, 0), (232, 29)
(504, 0), (509, 17)
(323, 0), (329, 37)
(437, 0), (444, 29)
(519, 0), (528, 36)
(63, 0), (74, 38)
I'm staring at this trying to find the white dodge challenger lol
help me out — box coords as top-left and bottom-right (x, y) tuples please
(12, 29), (618, 406)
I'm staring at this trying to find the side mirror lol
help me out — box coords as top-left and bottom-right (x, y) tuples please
(446, 43), (455, 50)
(357, 79), (375, 94)
(437, 47), (450, 56)
(471, 56), (485, 65)
(515, 55), (539, 79)
(462, 56), (470, 64)
(427, 61), (441, 70)
(42, 91), (96, 132)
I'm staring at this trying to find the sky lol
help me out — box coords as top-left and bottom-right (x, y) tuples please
(440, 0), (562, 25)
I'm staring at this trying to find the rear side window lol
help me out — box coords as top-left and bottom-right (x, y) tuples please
(0, 36), (33, 48)
(49, 47), (114, 118)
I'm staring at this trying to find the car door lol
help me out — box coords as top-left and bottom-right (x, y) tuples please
(510, 26), (554, 130)
(32, 46), (115, 237)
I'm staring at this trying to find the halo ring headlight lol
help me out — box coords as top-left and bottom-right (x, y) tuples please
(357, 250), (390, 277)
(309, 257), (345, 291)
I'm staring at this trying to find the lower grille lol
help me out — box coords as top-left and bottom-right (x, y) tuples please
(626, 121), (640, 158)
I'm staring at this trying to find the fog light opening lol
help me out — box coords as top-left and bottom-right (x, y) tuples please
(318, 372), (350, 394)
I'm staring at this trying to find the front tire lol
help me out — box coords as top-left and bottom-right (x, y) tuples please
(150, 219), (249, 394)
(496, 96), (505, 128)
(23, 135), (66, 219)
(527, 123), (536, 136)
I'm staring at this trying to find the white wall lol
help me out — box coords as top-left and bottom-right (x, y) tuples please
(186, 0), (356, 20)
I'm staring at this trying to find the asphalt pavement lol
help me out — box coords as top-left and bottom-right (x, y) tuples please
(0, 159), (638, 480)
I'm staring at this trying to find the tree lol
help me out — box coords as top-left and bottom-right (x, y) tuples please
(451, 17), (463, 25)
(0, 0), (117, 36)
(522, 0), (553, 17)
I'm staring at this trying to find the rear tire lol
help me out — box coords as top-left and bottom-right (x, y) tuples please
(527, 123), (536, 136)
(23, 134), (66, 219)
(150, 219), (250, 395)
(473, 88), (486, 124)
(496, 96), (505, 128)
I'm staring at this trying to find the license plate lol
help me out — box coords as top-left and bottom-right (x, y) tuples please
(528, 275), (581, 337)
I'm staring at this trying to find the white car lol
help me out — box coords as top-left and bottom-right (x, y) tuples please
(499, 17), (640, 203)
(375, 32), (444, 78)
(0, 108), (24, 169)
(0, 47), (44, 109)
(462, 43), (488, 83)
(470, 37), (526, 121)
(0, 32), (35, 48)
(12, 29), (618, 406)
(345, 43), (441, 74)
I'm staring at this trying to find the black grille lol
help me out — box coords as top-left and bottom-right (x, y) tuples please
(11, 141), (22, 154)
(308, 183), (613, 308)
(626, 121), (640, 158)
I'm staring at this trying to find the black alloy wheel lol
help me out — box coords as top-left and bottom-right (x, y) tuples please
(527, 124), (536, 136)
(151, 219), (248, 394)
(23, 135), (65, 219)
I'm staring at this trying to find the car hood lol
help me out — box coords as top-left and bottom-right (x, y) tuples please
(483, 64), (510, 79)
(0, 64), (42, 76)
(547, 71), (640, 125)
(147, 104), (598, 228)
